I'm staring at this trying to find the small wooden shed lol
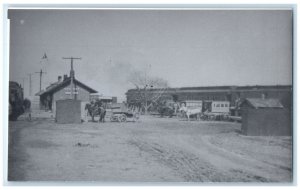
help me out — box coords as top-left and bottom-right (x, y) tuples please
(56, 99), (81, 124)
(241, 98), (291, 136)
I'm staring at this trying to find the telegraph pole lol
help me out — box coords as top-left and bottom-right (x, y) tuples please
(35, 69), (47, 92)
(62, 57), (82, 99)
(28, 73), (33, 96)
(22, 78), (25, 90)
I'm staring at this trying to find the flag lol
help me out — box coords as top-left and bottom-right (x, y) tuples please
(42, 53), (47, 59)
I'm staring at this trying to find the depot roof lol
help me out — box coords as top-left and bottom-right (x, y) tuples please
(35, 77), (98, 96)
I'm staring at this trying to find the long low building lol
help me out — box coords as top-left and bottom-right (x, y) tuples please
(126, 85), (292, 110)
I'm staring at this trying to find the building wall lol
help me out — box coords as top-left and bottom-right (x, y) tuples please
(52, 83), (90, 117)
(241, 108), (292, 136)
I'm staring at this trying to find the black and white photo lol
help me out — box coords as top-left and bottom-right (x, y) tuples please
(6, 7), (294, 183)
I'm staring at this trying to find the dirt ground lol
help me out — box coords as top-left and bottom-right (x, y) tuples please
(8, 115), (293, 183)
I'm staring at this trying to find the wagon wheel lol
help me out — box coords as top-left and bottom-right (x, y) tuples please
(223, 114), (229, 121)
(110, 115), (115, 122)
(177, 111), (185, 119)
(202, 114), (208, 121)
(118, 114), (127, 122)
(210, 115), (216, 121)
(134, 112), (140, 121)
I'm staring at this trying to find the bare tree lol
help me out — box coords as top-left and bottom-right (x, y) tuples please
(127, 69), (169, 114)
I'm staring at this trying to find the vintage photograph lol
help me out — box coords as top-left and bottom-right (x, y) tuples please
(7, 8), (293, 182)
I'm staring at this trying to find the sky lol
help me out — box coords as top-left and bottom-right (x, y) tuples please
(7, 9), (293, 100)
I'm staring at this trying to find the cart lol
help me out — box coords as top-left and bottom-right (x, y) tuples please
(108, 103), (140, 122)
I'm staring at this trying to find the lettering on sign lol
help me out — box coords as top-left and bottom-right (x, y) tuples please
(65, 91), (79, 95)
(64, 86), (80, 95)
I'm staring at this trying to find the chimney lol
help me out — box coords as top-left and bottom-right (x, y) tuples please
(58, 76), (62, 83)
(63, 74), (68, 81)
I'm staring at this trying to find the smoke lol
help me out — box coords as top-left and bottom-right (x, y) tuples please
(102, 60), (169, 100)
(106, 62), (134, 86)
(99, 61), (135, 100)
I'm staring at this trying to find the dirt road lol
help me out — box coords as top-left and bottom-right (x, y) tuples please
(8, 116), (292, 182)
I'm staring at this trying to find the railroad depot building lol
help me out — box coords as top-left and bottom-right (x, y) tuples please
(36, 75), (97, 115)
(126, 85), (292, 112)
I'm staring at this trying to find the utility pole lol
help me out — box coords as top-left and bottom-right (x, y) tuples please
(21, 77), (25, 99)
(16, 77), (26, 98)
(35, 69), (47, 92)
(28, 73), (33, 96)
(62, 57), (82, 100)
(22, 78), (25, 90)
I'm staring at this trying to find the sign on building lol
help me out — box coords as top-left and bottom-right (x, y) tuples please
(64, 87), (80, 95)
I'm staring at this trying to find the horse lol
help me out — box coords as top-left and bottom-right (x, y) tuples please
(85, 101), (106, 123)
(85, 103), (96, 122)
(97, 106), (106, 123)
(94, 100), (107, 123)
(179, 106), (202, 121)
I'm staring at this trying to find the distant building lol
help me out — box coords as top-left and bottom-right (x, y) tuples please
(36, 75), (97, 115)
(240, 98), (291, 136)
(9, 81), (24, 120)
(126, 85), (292, 113)
(90, 93), (118, 103)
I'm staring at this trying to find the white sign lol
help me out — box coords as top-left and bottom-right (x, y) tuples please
(65, 91), (79, 95)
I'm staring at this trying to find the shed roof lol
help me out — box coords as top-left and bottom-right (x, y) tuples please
(242, 98), (284, 109)
(35, 77), (98, 96)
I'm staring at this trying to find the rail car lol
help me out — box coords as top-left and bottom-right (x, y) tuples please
(9, 81), (24, 121)
(179, 100), (230, 121)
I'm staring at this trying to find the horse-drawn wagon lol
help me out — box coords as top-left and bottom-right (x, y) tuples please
(202, 100), (230, 121)
(107, 103), (140, 122)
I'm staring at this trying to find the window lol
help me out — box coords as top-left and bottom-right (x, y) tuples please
(221, 104), (224, 107)
(216, 104), (220, 107)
